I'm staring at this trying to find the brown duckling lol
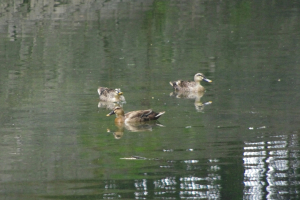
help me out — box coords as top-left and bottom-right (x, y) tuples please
(169, 73), (212, 92)
(106, 107), (165, 123)
(98, 87), (126, 102)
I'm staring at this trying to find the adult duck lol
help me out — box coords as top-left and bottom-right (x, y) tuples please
(98, 87), (126, 102)
(169, 73), (212, 92)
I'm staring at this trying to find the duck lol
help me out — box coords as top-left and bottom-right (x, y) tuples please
(106, 106), (165, 123)
(169, 73), (212, 92)
(97, 87), (126, 102)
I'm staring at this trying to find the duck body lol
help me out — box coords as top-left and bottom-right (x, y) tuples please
(107, 107), (165, 123)
(169, 73), (212, 92)
(98, 87), (126, 102)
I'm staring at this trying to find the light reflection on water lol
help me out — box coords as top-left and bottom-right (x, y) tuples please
(243, 134), (300, 200)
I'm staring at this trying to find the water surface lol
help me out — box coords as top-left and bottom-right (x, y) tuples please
(0, 1), (300, 199)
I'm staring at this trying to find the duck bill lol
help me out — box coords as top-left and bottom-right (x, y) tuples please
(203, 77), (212, 83)
(106, 110), (115, 116)
(118, 92), (123, 95)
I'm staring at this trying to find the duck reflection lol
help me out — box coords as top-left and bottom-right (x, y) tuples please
(107, 126), (124, 139)
(107, 121), (164, 139)
(98, 101), (126, 110)
(170, 91), (212, 112)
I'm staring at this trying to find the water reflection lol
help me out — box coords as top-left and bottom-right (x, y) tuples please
(170, 91), (212, 112)
(107, 121), (164, 139)
(107, 129), (123, 139)
(243, 134), (300, 199)
(130, 158), (221, 199)
(98, 101), (125, 110)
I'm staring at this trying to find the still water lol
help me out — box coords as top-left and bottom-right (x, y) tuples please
(1, 0), (300, 199)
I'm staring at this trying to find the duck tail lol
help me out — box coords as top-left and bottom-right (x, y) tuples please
(155, 111), (165, 118)
(98, 87), (106, 95)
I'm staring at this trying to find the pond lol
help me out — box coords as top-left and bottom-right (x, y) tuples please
(0, 0), (300, 199)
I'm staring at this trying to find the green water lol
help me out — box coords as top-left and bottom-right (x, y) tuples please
(0, 0), (300, 199)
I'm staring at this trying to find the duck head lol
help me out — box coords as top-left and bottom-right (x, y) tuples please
(106, 106), (125, 117)
(114, 88), (123, 96)
(194, 73), (212, 83)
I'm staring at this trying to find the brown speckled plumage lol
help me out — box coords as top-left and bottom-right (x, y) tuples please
(107, 107), (165, 123)
(169, 73), (212, 92)
(98, 87), (126, 102)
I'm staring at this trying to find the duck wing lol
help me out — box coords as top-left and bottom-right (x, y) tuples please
(177, 81), (196, 88)
(98, 87), (115, 97)
(125, 110), (165, 122)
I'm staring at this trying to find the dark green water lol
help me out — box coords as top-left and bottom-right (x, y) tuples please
(1, 0), (300, 199)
